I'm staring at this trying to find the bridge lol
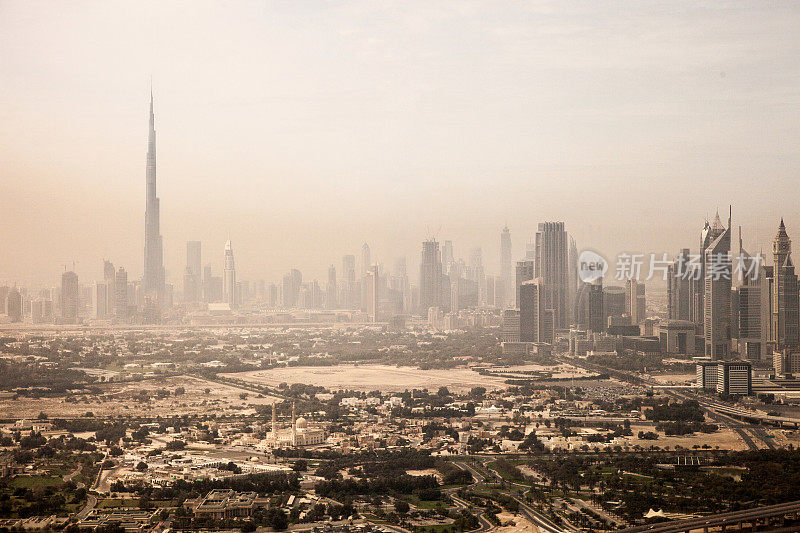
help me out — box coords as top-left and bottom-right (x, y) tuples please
(664, 389), (800, 429)
(701, 401), (800, 428)
(616, 500), (800, 533)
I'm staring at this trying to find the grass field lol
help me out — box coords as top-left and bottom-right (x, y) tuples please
(10, 475), (63, 489)
(404, 495), (446, 510)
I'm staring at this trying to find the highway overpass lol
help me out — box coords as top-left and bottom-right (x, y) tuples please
(617, 500), (800, 533)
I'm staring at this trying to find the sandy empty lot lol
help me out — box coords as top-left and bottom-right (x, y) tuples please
(224, 364), (511, 393)
(651, 373), (696, 385)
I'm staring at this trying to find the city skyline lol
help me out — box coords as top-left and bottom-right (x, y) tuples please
(3, 2), (800, 285)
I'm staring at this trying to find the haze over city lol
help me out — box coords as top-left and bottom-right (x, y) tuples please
(3, 1), (800, 285)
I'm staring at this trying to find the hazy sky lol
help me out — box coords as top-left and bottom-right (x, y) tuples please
(2, 1), (800, 288)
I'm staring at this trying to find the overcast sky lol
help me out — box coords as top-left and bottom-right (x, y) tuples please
(2, 1), (799, 287)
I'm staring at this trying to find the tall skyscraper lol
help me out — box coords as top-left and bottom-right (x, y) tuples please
(282, 269), (302, 308)
(442, 240), (454, 273)
(115, 267), (129, 321)
(367, 265), (379, 322)
(535, 222), (569, 329)
(770, 219), (800, 352)
(419, 239), (442, 314)
(223, 240), (237, 308)
(5, 288), (22, 323)
(515, 260), (534, 309)
(342, 254), (357, 309)
(668, 249), (692, 321)
(142, 88), (165, 305)
(500, 226), (513, 308)
(185, 241), (202, 303)
(520, 278), (553, 344)
(392, 257), (411, 314)
(736, 228), (770, 360)
(103, 259), (115, 316)
(568, 236), (578, 326)
(95, 282), (108, 319)
(361, 243), (371, 276)
(469, 247), (486, 305)
(603, 286), (626, 323)
(693, 214), (727, 326)
(576, 279), (604, 333)
(343, 255), (356, 284)
(203, 265), (221, 303)
(0, 287), (9, 315)
(61, 271), (79, 323)
(704, 209), (732, 359)
(626, 279), (646, 325)
(326, 265), (337, 309)
(524, 239), (536, 260)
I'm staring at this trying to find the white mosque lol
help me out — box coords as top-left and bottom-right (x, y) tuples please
(260, 401), (326, 448)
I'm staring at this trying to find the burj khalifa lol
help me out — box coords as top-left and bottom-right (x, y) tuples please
(143, 88), (165, 303)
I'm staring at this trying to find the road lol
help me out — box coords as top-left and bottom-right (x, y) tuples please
(514, 498), (570, 533)
(571, 498), (626, 529)
(569, 357), (784, 452)
(617, 499), (800, 533)
(456, 459), (570, 533)
(63, 463), (83, 483)
(451, 495), (495, 532)
(63, 462), (97, 522)
(666, 389), (775, 450)
(750, 426), (777, 449)
(75, 494), (97, 521)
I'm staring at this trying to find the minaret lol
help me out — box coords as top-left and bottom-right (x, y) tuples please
(271, 401), (277, 441)
(291, 401), (297, 446)
(143, 86), (165, 304)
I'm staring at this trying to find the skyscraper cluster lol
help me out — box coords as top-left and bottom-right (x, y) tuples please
(662, 211), (800, 380)
(2, 88), (796, 382)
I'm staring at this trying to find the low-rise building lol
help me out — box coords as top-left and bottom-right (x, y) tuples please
(194, 489), (257, 519)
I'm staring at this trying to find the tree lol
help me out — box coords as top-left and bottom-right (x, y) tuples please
(265, 508), (288, 530)
(394, 500), (410, 514)
(138, 495), (151, 509)
(166, 440), (186, 451)
(136, 461), (148, 472)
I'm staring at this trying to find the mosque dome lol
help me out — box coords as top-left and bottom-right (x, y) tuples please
(295, 417), (308, 429)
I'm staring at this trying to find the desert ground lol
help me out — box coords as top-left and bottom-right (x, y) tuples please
(224, 364), (511, 393)
(0, 375), (282, 419)
(495, 511), (539, 532)
(650, 373), (697, 385)
(627, 424), (750, 451)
